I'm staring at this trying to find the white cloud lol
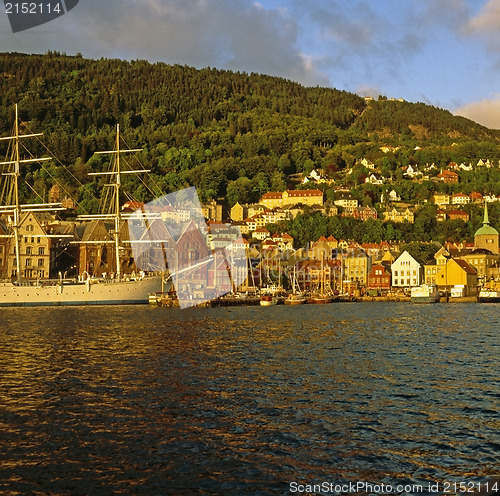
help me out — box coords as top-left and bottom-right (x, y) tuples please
(454, 96), (500, 129)
(0, 0), (328, 87)
(465, 0), (500, 49)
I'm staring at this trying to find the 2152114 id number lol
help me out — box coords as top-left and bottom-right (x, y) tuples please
(4, 3), (63, 14)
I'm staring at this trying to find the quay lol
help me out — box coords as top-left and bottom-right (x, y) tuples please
(150, 293), (482, 307)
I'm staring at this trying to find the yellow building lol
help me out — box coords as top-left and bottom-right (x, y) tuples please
(435, 259), (478, 295)
(343, 248), (370, 286)
(260, 190), (323, 209)
(230, 202), (245, 222)
(6, 212), (52, 280)
(308, 237), (333, 260)
(383, 208), (415, 223)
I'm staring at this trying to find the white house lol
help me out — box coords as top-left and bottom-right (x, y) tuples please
(381, 189), (401, 203)
(404, 164), (421, 178)
(360, 158), (376, 170)
(365, 173), (384, 185)
(391, 251), (421, 288)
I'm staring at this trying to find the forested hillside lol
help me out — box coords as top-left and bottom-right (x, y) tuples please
(0, 51), (499, 213)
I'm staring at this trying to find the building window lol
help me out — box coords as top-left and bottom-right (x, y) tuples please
(26, 247), (32, 255)
(38, 259), (44, 267)
(38, 247), (45, 255)
(25, 259), (32, 267)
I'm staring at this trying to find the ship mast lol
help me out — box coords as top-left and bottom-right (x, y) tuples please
(0, 104), (53, 284)
(81, 124), (146, 280)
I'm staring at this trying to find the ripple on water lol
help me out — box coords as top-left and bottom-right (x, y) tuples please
(0, 303), (498, 495)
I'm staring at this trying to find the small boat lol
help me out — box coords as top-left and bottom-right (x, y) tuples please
(285, 265), (306, 304)
(284, 293), (307, 305)
(410, 283), (440, 303)
(478, 286), (500, 303)
(307, 257), (333, 304)
(308, 293), (333, 304)
(260, 294), (278, 306)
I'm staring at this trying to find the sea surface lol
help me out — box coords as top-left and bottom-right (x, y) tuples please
(0, 303), (498, 495)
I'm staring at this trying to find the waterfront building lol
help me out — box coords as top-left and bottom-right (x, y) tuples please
(5, 212), (54, 280)
(343, 247), (370, 287)
(367, 264), (392, 293)
(391, 251), (421, 288)
(459, 249), (499, 284)
(435, 258), (478, 296)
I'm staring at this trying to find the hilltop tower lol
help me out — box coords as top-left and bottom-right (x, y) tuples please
(474, 203), (499, 255)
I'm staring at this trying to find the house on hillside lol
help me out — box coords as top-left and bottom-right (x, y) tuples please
(448, 210), (469, 222)
(437, 170), (458, 183)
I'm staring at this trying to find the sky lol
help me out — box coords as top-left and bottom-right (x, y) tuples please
(1, 0), (500, 129)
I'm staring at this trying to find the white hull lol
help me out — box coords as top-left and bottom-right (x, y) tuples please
(260, 297), (278, 306)
(0, 276), (162, 307)
(478, 290), (500, 303)
(411, 284), (440, 303)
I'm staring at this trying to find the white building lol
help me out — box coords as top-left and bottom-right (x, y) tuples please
(391, 251), (421, 288)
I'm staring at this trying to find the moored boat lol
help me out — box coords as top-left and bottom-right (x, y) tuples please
(260, 294), (278, 306)
(284, 293), (307, 305)
(308, 293), (333, 304)
(410, 283), (440, 303)
(0, 107), (162, 306)
(478, 290), (500, 303)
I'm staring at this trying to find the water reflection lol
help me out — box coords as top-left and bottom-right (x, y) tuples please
(0, 303), (498, 494)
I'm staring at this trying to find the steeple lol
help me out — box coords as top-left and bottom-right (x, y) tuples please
(474, 202), (499, 255)
(482, 203), (490, 226)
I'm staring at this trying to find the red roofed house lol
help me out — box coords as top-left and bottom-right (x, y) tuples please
(448, 210), (470, 222)
(451, 193), (470, 205)
(252, 227), (270, 241)
(469, 192), (484, 204)
(437, 170), (458, 183)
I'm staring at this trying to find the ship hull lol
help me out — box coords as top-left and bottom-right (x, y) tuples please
(0, 276), (162, 307)
(478, 291), (500, 303)
(411, 284), (440, 303)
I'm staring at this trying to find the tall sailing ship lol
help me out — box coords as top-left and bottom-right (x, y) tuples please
(0, 105), (161, 306)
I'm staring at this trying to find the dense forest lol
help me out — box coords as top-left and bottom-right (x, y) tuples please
(0, 51), (499, 243)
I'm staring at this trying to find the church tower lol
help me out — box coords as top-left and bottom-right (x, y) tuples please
(474, 204), (499, 255)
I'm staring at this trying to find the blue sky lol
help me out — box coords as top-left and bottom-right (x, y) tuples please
(1, 0), (500, 128)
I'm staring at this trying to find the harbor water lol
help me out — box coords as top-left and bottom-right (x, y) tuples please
(0, 303), (498, 495)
